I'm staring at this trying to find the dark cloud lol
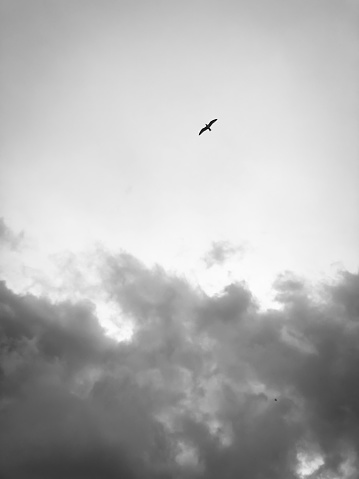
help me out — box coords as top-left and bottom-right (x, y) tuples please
(1, 255), (359, 478)
(198, 282), (255, 326)
(330, 271), (359, 321)
(0, 281), (112, 370)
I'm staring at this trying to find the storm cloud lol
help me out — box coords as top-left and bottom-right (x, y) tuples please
(0, 252), (358, 478)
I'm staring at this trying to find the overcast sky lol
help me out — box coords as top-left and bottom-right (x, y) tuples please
(1, 0), (359, 477)
(1, 0), (358, 298)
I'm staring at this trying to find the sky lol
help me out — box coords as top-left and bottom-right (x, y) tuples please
(0, 0), (359, 477)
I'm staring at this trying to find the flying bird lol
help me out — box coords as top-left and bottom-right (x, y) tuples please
(199, 119), (217, 135)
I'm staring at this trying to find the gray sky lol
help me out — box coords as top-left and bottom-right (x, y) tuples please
(1, 0), (358, 303)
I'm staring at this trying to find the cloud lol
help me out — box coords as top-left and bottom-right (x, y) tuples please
(203, 241), (245, 268)
(330, 271), (359, 321)
(0, 253), (359, 478)
(0, 218), (24, 250)
(198, 282), (255, 326)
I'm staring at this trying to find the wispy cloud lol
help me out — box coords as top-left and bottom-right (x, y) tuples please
(0, 218), (24, 250)
(203, 240), (245, 268)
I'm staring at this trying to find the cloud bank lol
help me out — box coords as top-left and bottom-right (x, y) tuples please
(0, 249), (359, 478)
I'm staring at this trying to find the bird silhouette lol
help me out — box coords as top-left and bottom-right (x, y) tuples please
(199, 119), (217, 135)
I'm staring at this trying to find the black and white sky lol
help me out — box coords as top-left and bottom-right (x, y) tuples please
(0, 1), (359, 478)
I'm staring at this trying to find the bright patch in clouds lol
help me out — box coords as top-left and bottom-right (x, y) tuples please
(95, 300), (133, 342)
(296, 451), (324, 477)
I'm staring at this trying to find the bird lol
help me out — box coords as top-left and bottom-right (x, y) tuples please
(199, 119), (217, 135)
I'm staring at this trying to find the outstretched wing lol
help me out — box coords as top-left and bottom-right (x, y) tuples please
(208, 119), (217, 127)
(199, 126), (207, 135)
